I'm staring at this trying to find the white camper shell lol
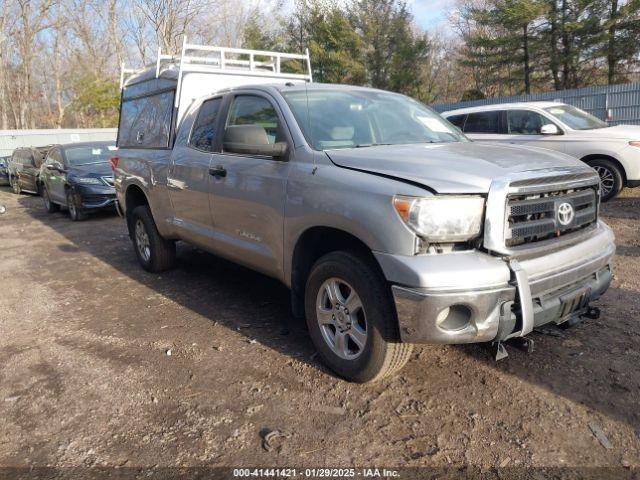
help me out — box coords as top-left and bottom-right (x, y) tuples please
(118, 38), (312, 149)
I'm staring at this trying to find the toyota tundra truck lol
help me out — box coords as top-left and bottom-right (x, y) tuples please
(113, 42), (615, 382)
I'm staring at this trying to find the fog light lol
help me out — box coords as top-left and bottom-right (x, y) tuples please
(436, 305), (472, 331)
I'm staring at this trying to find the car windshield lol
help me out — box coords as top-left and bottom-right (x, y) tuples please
(544, 105), (608, 130)
(65, 146), (115, 166)
(282, 89), (465, 150)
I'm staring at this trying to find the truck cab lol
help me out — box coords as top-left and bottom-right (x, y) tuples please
(114, 42), (615, 382)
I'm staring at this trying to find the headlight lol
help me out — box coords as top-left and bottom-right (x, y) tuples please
(393, 195), (485, 242)
(72, 177), (102, 185)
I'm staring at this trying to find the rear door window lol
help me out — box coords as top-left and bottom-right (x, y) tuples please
(464, 111), (504, 134)
(189, 97), (223, 152)
(118, 90), (175, 148)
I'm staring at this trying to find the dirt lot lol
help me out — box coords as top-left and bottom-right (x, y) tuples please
(0, 186), (639, 478)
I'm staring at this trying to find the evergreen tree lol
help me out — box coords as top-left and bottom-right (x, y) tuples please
(285, 0), (366, 84)
(461, 0), (546, 94)
(350, 0), (431, 96)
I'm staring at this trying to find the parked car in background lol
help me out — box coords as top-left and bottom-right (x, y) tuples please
(442, 102), (640, 201)
(40, 142), (117, 221)
(114, 43), (615, 382)
(8, 146), (52, 195)
(0, 156), (10, 186)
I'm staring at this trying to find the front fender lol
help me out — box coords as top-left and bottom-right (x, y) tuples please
(283, 160), (429, 287)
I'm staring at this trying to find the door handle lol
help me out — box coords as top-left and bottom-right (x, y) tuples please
(209, 165), (227, 178)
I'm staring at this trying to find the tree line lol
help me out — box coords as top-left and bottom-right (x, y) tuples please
(0, 0), (638, 130)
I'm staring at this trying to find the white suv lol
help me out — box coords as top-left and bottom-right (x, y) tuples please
(442, 102), (640, 200)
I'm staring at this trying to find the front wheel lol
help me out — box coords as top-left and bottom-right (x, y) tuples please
(66, 191), (87, 221)
(130, 205), (176, 272)
(12, 178), (21, 195)
(589, 158), (623, 201)
(304, 251), (413, 383)
(42, 186), (60, 213)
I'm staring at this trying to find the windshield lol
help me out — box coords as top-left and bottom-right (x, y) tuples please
(282, 89), (465, 150)
(65, 146), (115, 166)
(544, 105), (608, 130)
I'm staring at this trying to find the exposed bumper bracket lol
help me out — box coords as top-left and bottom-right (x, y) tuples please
(509, 260), (534, 337)
(489, 341), (509, 361)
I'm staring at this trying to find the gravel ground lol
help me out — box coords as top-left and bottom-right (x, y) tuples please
(0, 186), (639, 479)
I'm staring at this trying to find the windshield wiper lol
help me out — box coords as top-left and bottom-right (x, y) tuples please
(354, 143), (393, 148)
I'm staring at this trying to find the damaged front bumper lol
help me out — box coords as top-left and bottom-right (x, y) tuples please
(375, 221), (615, 344)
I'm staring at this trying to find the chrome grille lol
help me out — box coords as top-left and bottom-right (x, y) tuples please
(506, 187), (598, 247)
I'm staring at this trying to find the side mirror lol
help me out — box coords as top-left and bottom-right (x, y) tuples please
(224, 141), (288, 158)
(47, 163), (64, 172)
(540, 124), (560, 135)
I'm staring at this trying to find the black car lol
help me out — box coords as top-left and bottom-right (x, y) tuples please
(0, 156), (10, 186)
(8, 146), (52, 194)
(40, 142), (117, 221)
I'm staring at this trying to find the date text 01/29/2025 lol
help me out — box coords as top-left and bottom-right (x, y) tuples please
(232, 468), (401, 478)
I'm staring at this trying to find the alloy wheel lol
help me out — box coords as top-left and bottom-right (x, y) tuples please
(594, 165), (615, 198)
(316, 277), (368, 360)
(135, 219), (151, 263)
(43, 190), (51, 209)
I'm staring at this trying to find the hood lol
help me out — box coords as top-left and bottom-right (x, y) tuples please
(325, 142), (591, 193)
(68, 162), (113, 177)
(568, 124), (640, 140)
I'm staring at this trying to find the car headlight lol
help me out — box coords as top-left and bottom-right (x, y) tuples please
(393, 195), (485, 242)
(72, 177), (103, 185)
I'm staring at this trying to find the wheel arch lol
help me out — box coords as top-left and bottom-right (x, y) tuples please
(581, 154), (627, 185)
(124, 184), (150, 237)
(289, 226), (385, 319)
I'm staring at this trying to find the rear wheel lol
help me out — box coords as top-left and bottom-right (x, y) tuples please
(66, 191), (87, 221)
(42, 186), (59, 213)
(588, 158), (623, 201)
(131, 205), (176, 272)
(304, 251), (413, 383)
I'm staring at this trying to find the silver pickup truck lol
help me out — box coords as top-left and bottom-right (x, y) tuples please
(113, 49), (615, 382)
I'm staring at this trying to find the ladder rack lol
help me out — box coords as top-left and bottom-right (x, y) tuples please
(119, 37), (313, 99)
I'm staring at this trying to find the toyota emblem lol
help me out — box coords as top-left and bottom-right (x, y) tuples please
(557, 202), (575, 226)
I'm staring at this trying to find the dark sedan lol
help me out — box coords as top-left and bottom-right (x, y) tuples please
(40, 142), (117, 221)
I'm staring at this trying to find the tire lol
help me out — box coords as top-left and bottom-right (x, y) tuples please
(588, 158), (623, 202)
(131, 205), (176, 272)
(42, 186), (60, 213)
(304, 251), (413, 383)
(66, 190), (87, 221)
